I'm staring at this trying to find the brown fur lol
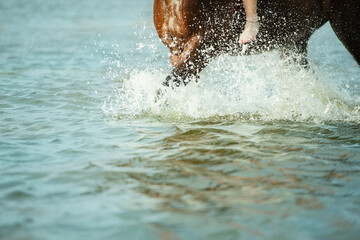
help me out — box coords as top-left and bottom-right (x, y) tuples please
(154, 0), (360, 86)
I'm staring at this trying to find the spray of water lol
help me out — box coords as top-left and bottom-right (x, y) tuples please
(99, 22), (360, 123)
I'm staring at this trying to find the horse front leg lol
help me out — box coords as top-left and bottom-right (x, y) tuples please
(163, 34), (214, 87)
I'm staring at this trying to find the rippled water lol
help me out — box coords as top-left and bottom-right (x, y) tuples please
(1, 0), (360, 239)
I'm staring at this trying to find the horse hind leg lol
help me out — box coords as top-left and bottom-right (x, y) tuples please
(329, 0), (360, 65)
(281, 38), (310, 68)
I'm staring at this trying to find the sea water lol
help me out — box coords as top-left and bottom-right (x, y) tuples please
(0, 0), (359, 239)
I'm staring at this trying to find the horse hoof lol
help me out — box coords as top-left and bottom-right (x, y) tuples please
(163, 73), (182, 88)
(162, 71), (199, 88)
(155, 88), (164, 102)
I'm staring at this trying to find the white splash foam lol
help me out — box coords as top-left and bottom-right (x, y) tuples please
(102, 51), (359, 123)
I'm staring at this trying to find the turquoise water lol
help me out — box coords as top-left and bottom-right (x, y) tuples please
(1, 1), (360, 239)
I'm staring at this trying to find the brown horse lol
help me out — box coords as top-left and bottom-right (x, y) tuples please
(153, 0), (360, 87)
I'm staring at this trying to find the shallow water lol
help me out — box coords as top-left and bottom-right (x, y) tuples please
(1, 0), (360, 239)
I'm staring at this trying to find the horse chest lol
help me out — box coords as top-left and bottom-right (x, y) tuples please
(156, 0), (191, 42)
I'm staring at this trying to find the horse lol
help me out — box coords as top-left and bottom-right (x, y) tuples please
(153, 0), (360, 87)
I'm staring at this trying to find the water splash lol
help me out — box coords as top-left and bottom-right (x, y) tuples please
(102, 52), (358, 122)
(99, 23), (359, 123)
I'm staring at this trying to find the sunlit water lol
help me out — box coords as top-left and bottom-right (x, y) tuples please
(1, 1), (360, 239)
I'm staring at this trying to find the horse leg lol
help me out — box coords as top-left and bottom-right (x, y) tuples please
(280, 38), (310, 68)
(329, 0), (360, 65)
(163, 35), (215, 87)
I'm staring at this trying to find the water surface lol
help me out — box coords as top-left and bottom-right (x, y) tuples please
(1, 1), (360, 239)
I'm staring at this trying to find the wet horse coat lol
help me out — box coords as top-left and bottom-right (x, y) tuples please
(153, 0), (360, 86)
